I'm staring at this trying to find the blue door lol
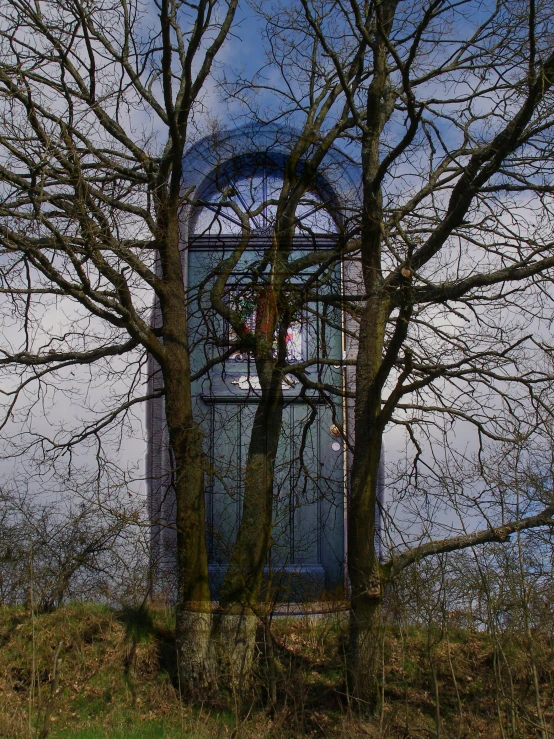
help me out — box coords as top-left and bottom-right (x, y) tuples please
(187, 170), (346, 601)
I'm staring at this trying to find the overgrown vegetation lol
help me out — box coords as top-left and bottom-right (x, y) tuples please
(1, 581), (552, 739)
(1, 487), (552, 737)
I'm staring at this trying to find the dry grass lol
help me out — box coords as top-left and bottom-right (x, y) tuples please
(0, 604), (552, 738)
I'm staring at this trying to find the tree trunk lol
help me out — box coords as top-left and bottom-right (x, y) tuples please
(167, 392), (215, 693)
(212, 607), (258, 700)
(348, 17), (401, 688)
(214, 356), (284, 695)
(347, 404), (386, 710)
(348, 589), (384, 713)
(347, 415), (387, 711)
(347, 286), (390, 711)
(176, 604), (215, 693)
(159, 208), (214, 694)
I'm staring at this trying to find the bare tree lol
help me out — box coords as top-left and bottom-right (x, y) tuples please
(0, 0), (239, 690)
(293, 0), (554, 709)
(0, 0), (357, 695)
(0, 480), (147, 612)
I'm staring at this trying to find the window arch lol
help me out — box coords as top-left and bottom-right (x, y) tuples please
(190, 157), (341, 238)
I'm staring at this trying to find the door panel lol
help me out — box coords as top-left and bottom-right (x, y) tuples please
(189, 240), (345, 600)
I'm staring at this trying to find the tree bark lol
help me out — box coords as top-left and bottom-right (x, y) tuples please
(346, 0), (399, 702)
(214, 353), (284, 696)
(347, 166), (392, 710)
(348, 584), (384, 713)
(212, 608), (258, 699)
(347, 364), (388, 711)
(159, 209), (214, 693)
(171, 421), (214, 693)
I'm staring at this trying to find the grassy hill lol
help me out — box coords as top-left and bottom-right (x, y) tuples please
(0, 603), (552, 738)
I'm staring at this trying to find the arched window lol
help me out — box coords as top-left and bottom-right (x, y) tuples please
(192, 163), (338, 237)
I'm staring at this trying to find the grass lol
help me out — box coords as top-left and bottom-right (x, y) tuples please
(0, 603), (552, 738)
(55, 722), (191, 739)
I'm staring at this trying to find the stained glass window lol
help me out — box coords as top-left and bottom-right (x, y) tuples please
(227, 288), (304, 363)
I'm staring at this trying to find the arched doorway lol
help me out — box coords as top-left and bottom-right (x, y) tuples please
(147, 124), (362, 600)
